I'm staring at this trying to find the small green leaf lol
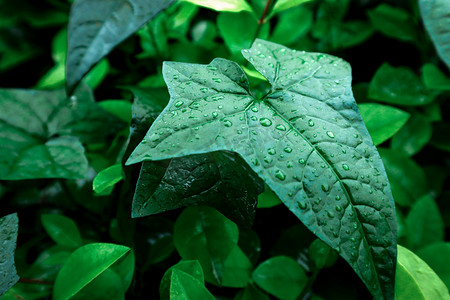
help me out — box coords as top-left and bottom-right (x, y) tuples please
(71, 269), (125, 300)
(270, 0), (312, 16)
(180, 0), (252, 13)
(217, 12), (269, 56)
(405, 196), (444, 250)
(173, 206), (239, 285)
(367, 4), (417, 43)
(66, 0), (175, 92)
(257, 186), (282, 208)
(379, 148), (427, 206)
(93, 164), (124, 195)
(160, 260), (205, 299)
(234, 284), (270, 300)
(0, 213), (19, 297)
(41, 214), (83, 248)
(309, 239), (338, 270)
(98, 100), (132, 124)
(252, 256), (307, 300)
(53, 243), (131, 300)
(169, 269), (215, 300)
(369, 63), (436, 106)
(359, 103), (410, 145)
(270, 5), (313, 45)
(222, 246), (252, 288)
(417, 242), (450, 290)
(127, 39), (397, 299)
(419, 0), (450, 69)
(422, 64), (450, 90)
(391, 113), (432, 156)
(395, 245), (450, 300)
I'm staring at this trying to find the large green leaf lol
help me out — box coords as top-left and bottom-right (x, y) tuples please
(127, 39), (397, 299)
(0, 213), (19, 297)
(133, 152), (263, 225)
(173, 206), (239, 285)
(358, 103), (410, 146)
(252, 256), (307, 300)
(0, 85), (124, 180)
(395, 245), (450, 300)
(53, 243), (131, 300)
(66, 0), (175, 92)
(417, 242), (450, 289)
(420, 0), (450, 69)
(369, 63), (436, 106)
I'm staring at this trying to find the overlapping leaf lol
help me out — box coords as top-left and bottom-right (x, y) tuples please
(0, 213), (19, 297)
(127, 39), (397, 299)
(66, 0), (175, 92)
(0, 84), (125, 180)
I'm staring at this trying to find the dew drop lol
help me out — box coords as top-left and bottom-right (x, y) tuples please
(342, 164), (350, 171)
(308, 119), (315, 127)
(335, 205), (342, 212)
(298, 201), (307, 209)
(275, 169), (286, 181)
(299, 158), (306, 164)
(284, 147), (292, 153)
(251, 116), (257, 121)
(335, 195), (341, 201)
(212, 78), (222, 83)
(268, 148), (276, 155)
(264, 156), (273, 164)
(260, 118), (273, 127)
(175, 100), (184, 108)
(173, 74), (179, 80)
(251, 107), (258, 112)
(200, 88), (208, 93)
(327, 211), (334, 218)
(257, 53), (266, 58)
(212, 95), (224, 100)
(326, 131), (335, 138)
(276, 124), (286, 131)
(321, 184), (329, 192)
(268, 62), (274, 68)
(223, 120), (233, 127)
(212, 112), (218, 118)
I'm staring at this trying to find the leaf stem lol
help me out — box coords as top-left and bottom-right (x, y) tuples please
(251, 0), (273, 46)
(297, 268), (320, 300)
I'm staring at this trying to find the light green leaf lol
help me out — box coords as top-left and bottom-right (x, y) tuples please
(369, 63), (436, 106)
(257, 186), (282, 208)
(420, 0), (450, 69)
(180, 0), (252, 13)
(391, 113), (432, 156)
(0, 213), (19, 297)
(173, 206), (239, 285)
(98, 100), (132, 124)
(71, 269), (125, 300)
(169, 269), (215, 300)
(395, 245), (450, 300)
(405, 196), (444, 250)
(53, 243), (131, 300)
(379, 148), (427, 206)
(127, 39), (397, 299)
(0, 85), (124, 180)
(66, 0), (175, 92)
(417, 242), (450, 290)
(93, 164), (124, 195)
(270, 0), (312, 16)
(368, 4), (417, 42)
(160, 260), (205, 299)
(422, 64), (450, 90)
(41, 214), (83, 248)
(252, 256), (307, 300)
(217, 12), (269, 56)
(359, 103), (410, 145)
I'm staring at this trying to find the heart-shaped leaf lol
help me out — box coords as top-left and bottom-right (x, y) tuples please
(66, 0), (175, 92)
(127, 39), (397, 299)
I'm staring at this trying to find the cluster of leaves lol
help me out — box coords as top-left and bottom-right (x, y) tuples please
(1, 0), (450, 299)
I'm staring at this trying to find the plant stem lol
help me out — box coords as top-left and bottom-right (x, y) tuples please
(19, 278), (53, 285)
(297, 269), (320, 300)
(251, 0), (273, 45)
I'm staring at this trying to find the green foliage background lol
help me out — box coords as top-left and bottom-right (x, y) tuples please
(0, 0), (449, 299)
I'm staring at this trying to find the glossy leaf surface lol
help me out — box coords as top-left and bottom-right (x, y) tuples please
(67, 0), (175, 92)
(359, 103), (409, 145)
(0, 85), (124, 180)
(169, 269), (215, 300)
(252, 256), (307, 300)
(395, 245), (450, 300)
(160, 260), (205, 299)
(93, 164), (124, 195)
(127, 39), (397, 299)
(420, 0), (450, 69)
(173, 206), (239, 284)
(53, 243), (131, 300)
(41, 214), (83, 248)
(180, 0), (252, 13)
(0, 213), (19, 297)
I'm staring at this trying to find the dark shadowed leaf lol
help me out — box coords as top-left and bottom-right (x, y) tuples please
(0, 213), (19, 297)
(417, 242), (450, 290)
(422, 64), (450, 90)
(127, 39), (397, 299)
(420, 0), (450, 69)
(41, 214), (83, 248)
(0, 84), (125, 180)
(160, 260), (205, 299)
(66, 0), (175, 92)
(391, 113), (432, 156)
